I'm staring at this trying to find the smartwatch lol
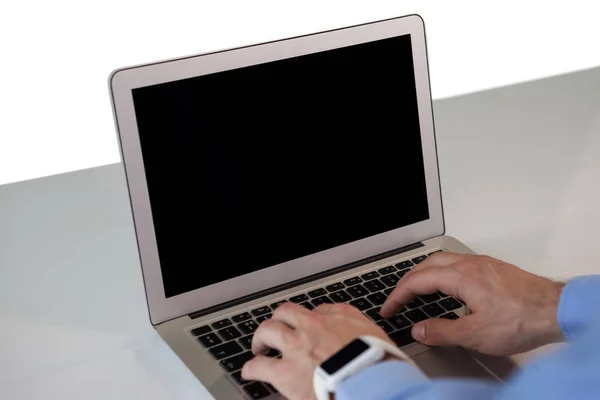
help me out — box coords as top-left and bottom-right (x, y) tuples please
(313, 335), (415, 400)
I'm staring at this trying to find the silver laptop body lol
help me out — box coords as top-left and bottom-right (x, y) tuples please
(109, 14), (516, 400)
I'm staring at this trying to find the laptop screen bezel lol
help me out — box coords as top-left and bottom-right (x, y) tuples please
(109, 14), (444, 325)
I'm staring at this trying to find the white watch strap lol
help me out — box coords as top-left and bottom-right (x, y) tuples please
(313, 370), (331, 400)
(313, 335), (416, 400)
(360, 335), (417, 368)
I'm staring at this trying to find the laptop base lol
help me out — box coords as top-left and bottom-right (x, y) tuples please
(156, 235), (517, 399)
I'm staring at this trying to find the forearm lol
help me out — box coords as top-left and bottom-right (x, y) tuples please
(338, 310), (600, 400)
(336, 360), (499, 400)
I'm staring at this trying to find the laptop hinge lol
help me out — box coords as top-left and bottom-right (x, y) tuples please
(188, 241), (425, 320)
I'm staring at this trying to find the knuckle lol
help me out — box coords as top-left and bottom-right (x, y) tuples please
(259, 318), (277, 331)
(455, 260), (478, 273)
(402, 269), (416, 282)
(273, 302), (294, 315)
(331, 303), (353, 314)
(281, 329), (302, 348)
(479, 255), (495, 263)
(242, 358), (255, 375)
(312, 304), (330, 313)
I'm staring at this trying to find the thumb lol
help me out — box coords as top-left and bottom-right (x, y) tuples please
(411, 316), (472, 347)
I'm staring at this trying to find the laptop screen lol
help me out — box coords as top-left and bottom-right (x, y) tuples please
(131, 34), (429, 298)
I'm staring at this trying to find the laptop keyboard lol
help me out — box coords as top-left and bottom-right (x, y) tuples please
(189, 250), (464, 399)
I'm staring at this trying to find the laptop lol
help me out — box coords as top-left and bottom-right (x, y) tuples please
(109, 14), (516, 399)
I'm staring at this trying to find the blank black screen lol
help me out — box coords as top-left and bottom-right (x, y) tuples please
(321, 338), (370, 374)
(132, 34), (429, 298)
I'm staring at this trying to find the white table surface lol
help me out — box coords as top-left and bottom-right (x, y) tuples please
(1, 66), (599, 399)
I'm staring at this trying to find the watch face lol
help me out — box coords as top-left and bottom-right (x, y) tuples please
(320, 338), (370, 375)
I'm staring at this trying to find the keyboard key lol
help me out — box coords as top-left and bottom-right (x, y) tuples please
(422, 303), (445, 317)
(209, 341), (242, 359)
(221, 351), (254, 372)
(376, 320), (394, 333)
(232, 312), (252, 323)
(218, 326), (242, 341)
(412, 255), (427, 264)
(395, 305), (408, 313)
(437, 291), (448, 298)
(378, 266), (396, 275)
(364, 279), (385, 292)
(383, 288), (394, 296)
(349, 298), (372, 311)
(289, 294), (309, 303)
(231, 371), (252, 385)
(190, 325), (211, 336)
(238, 320), (259, 335)
(343, 277), (362, 286)
(395, 260), (414, 269)
(366, 292), (387, 306)
(381, 274), (399, 287)
(243, 382), (271, 399)
(256, 314), (272, 323)
(419, 293), (441, 303)
(389, 314), (412, 330)
(308, 288), (327, 298)
(366, 307), (383, 321)
(439, 297), (463, 311)
(325, 282), (345, 292)
(396, 269), (410, 279)
(406, 297), (424, 309)
(439, 312), (459, 320)
(300, 302), (314, 310)
(329, 290), (352, 303)
(265, 383), (278, 393)
(212, 319), (232, 329)
(239, 335), (253, 349)
(389, 327), (416, 347)
(270, 300), (287, 310)
(429, 250), (443, 256)
(347, 284), (369, 298)
(361, 271), (380, 280)
(251, 306), (271, 316)
(405, 309), (428, 323)
(198, 332), (222, 348)
(266, 349), (280, 358)
(312, 296), (333, 306)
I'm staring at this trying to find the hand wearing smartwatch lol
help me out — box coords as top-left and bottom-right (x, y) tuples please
(241, 302), (414, 400)
(313, 335), (415, 400)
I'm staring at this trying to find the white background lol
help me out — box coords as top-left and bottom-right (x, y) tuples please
(1, 0), (599, 186)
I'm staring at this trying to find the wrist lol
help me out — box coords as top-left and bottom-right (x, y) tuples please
(314, 336), (412, 400)
(524, 280), (565, 344)
(328, 354), (407, 400)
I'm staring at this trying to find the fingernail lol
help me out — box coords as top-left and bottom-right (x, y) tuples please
(413, 324), (426, 341)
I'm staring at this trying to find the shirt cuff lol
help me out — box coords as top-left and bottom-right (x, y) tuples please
(336, 360), (428, 400)
(558, 275), (600, 341)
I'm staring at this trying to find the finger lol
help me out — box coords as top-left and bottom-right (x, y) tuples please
(312, 302), (363, 317)
(411, 315), (475, 347)
(380, 265), (462, 317)
(311, 303), (335, 314)
(271, 302), (311, 328)
(242, 355), (281, 383)
(251, 319), (298, 356)
(408, 252), (468, 274)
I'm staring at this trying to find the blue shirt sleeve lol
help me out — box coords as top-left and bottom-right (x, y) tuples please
(557, 275), (600, 341)
(336, 275), (600, 400)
